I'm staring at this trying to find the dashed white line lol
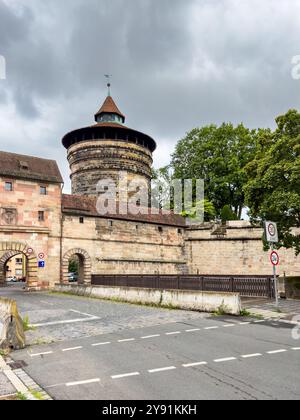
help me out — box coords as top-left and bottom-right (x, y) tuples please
(267, 349), (287, 355)
(291, 347), (300, 351)
(239, 322), (251, 325)
(118, 338), (135, 343)
(182, 361), (207, 368)
(91, 342), (111, 347)
(254, 320), (265, 323)
(66, 378), (100, 387)
(30, 351), (53, 358)
(141, 334), (161, 339)
(241, 353), (262, 359)
(223, 324), (235, 328)
(214, 357), (237, 363)
(205, 326), (219, 330)
(62, 346), (83, 352)
(111, 372), (140, 380)
(148, 366), (177, 374)
(185, 328), (201, 333)
(166, 331), (181, 336)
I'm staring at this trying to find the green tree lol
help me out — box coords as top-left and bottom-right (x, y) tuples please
(245, 109), (300, 254)
(220, 205), (238, 223)
(68, 258), (79, 274)
(171, 123), (257, 218)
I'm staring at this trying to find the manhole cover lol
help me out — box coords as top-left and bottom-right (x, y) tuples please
(10, 360), (27, 370)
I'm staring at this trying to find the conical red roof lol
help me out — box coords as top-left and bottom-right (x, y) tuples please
(95, 96), (125, 120)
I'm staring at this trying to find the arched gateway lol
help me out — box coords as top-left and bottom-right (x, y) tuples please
(0, 242), (38, 289)
(62, 248), (92, 285)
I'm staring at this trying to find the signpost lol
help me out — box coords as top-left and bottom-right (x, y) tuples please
(265, 221), (279, 307)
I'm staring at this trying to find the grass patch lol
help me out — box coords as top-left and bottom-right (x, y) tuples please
(29, 389), (44, 400)
(16, 392), (28, 401)
(239, 309), (251, 317)
(22, 315), (36, 332)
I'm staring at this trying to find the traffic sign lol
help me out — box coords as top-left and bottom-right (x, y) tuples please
(38, 261), (45, 268)
(265, 221), (278, 243)
(270, 251), (280, 266)
(38, 253), (45, 260)
(27, 248), (34, 255)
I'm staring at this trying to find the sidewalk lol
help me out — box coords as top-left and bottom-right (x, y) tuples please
(0, 371), (16, 399)
(0, 354), (52, 400)
(242, 298), (300, 321)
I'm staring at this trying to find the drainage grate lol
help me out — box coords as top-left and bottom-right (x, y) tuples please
(9, 360), (28, 370)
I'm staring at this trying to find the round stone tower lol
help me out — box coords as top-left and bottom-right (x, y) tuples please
(62, 94), (156, 197)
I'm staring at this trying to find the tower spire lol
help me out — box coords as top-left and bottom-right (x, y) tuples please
(104, 74), (112, 96)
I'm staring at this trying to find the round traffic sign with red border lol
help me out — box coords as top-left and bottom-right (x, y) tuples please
(268, 223), (276, 238)
(27, 248), (33, 255)
(38, 253), (45, 260)
(270, 251), (280, 266)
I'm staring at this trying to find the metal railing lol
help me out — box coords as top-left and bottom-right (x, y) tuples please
(91, 274), (275, 298)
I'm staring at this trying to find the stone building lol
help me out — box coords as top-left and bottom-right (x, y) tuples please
(0, 93), (299, 290)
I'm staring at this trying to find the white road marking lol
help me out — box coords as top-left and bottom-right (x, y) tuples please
(66, 378), (100, 387)
(185, 328), (201, 333)
(205, 326), (218, 330)
(118, 338), (135, 343)
(267, 349), (287, 354)
(40, 300), (54, 306)
(182, 362), (207, 368)
(30, 351), (53, 358)
(291, 347), (300, 351)
(214, 357), (237, 363)
(166, 331), (181, 335)
(254, 320), (265, 323)
(92, 342), (111, 347)
(223, 324), (235, 328)
(70, 309), (98, 318)
(241, 353), (262, 359)
(111, 372), (140, 379)
(31, 317), (99, 327)
(62, 346), (83, 352)
(141, 334), (161, 339)
(148, 366), (177, 373)
(239, 322), (251, 325)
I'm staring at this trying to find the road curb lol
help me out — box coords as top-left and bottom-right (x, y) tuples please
(0, 355), (52, 400)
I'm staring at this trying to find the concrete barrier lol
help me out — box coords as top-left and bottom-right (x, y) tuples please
(53, 284), (242, 315)
(0, 298), (26, 350)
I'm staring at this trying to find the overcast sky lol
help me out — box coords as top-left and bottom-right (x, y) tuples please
(0, 0), (300, 192)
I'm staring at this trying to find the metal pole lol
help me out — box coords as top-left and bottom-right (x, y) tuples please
(271, 243), (279, 308)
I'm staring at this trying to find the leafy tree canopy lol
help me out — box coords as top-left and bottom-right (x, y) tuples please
(171, 123), (257, 219)
(245, 109), (300, 254)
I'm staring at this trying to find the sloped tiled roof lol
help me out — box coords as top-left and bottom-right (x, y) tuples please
(62, 194), (186, 227)
(95, 96), (125, 119)
(0, 151), (63, 184)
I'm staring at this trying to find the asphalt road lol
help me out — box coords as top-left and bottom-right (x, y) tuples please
(2, 285), (300, 400)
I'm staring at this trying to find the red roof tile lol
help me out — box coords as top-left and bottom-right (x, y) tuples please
(95, 96), (125, 119)
(62, 194), (186, 227)
(0, 151), (63, 184)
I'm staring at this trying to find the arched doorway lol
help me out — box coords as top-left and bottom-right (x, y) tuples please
(0, 242), (38, 289)
(62, 249), (91, 285)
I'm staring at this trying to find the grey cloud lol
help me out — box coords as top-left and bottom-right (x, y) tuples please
(0, 0), (300, 193)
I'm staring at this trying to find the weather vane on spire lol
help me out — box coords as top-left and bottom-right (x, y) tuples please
(104, 74), (112, 96)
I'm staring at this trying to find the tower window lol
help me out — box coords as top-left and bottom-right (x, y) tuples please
(158, 226), (163, 233)
(40, 186), (47, 195)
(178, 229), (182, 235)
(108, 220), (113, 228)
(79, 217), (84, 224)
(5, 182), (13, 192)
(38, 211), (45, 222)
